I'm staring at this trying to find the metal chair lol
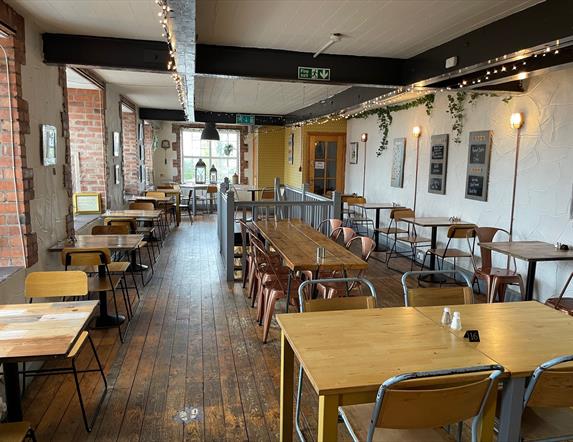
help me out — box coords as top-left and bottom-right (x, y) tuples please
(374, 208), (408, 251)
(422, 225), (476, 271)
(545, 271), (573, 314)
(519, 354), (573, 441)
(23, 271), (107, 433)
(344, 197), (375, 236)
(339, 365), (504, 442)
(401, 270), (474, 307)
(316, 218), (343, 238)
(386, 209), (431, 271)
(295, 277), (378, 442)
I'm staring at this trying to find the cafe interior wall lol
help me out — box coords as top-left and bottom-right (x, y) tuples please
(345, 66), (573, 301)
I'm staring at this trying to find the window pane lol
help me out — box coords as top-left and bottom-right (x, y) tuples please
(183, 158), (195, 182)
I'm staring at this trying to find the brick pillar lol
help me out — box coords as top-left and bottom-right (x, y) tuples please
(143, 123), (154, 187)
(121, 110), (138, 194)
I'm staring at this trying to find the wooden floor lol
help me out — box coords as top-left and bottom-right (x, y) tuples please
(21, 215), (453, 441)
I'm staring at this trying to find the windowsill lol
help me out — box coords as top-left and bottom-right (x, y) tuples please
(0, 266), (24, 285)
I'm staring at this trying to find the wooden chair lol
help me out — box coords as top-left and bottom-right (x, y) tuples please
(260, 187), (275, 200)
(387, 209), (431, 270)
(61, 248), (130, 341)
(146, 190), (176, 228)
(23, 271), (107, 432)
(470, 227), (525, 303)
(0, 422), (36, 441)
(129, 201), (166, 241)
(178, 188), (193, 222)
(375, 208), (408, 251)
(401, 270), (474, 307)
(339, 365), (503, 442)
(344, 197), (375, 236)
(295, 277), (378, 442)
(518, 354), (573, 441)
(422, 225), (476, 271)
(545, 271), (573, 314)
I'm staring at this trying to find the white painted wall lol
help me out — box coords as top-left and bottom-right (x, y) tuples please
(346, 67), (573, 302)
(152, 121), (178, 185)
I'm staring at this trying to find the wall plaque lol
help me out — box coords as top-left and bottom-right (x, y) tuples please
(390, 138), (406, 188)
(465, 130), (493, 201)
(73, 192), (102, 214)
(428, 134), (449, 195)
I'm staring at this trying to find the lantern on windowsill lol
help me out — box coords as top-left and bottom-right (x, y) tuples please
(209, 164), (218, 184)
(195, 159), (207, 184)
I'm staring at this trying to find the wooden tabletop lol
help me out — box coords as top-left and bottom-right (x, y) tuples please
(254, 219), (367, 271)
(103, 209), (163, 219)
(415, 302), (573, 377)
(401, 217), (474, 227)
(0, 301), (98, 362)
(277, 308), (497, 395)
(354, 203), (405, 210)
(128, 196), (173, 203)
(49, 234), (144, 252)
(479, 241), (573, 262)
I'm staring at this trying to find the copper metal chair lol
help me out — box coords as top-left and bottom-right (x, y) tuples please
(316, 218), (343, 238)
(545, 271), (573, 314)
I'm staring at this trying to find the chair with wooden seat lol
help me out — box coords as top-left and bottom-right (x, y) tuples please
(387, 209), (431, 270)
(339, 364), (503, 442)
(178, 188), (193, 222)
(517, 354), (573, 441)
(196, 185), (218, 214)
(469, 227), (525, 303)
(23, 271), (107, 432)
(545, 271), (573, 314)
(421, 225), (476, 271)
(146, 190), (175, 227)
(344, 197), (375, 236)
(375, 208), (408, 251)
(295, 277), (378, 442)
(62, 248), (130, 341)
(129, 201), (166, 241)
(401, 270), (474, 307)
(0, 422), (36, 441)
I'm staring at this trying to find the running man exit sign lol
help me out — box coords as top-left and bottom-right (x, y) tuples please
(298, 66), (331, 81)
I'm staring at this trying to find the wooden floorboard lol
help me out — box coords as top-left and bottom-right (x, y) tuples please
(21, 215), (433, 441)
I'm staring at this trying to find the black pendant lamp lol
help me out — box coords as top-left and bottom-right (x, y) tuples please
(200, 122), (220, 141)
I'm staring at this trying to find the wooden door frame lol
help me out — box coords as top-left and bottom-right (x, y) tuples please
(305, 132), (346, 194)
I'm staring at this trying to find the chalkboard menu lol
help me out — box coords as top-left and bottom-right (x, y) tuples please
(465, 131), (492, 201)
(428, 134), (449, 195)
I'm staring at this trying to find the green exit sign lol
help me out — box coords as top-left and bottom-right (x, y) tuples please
(298, 66), (331, 81)
(235, 114), (255, 125)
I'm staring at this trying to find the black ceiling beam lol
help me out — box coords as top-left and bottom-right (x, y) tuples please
(195, 111), (285, 126)
(196, 45), (404, 86)
(139, 108), (186, 121)
(43, 33), (170, 72)
(403, 0), (573, 85)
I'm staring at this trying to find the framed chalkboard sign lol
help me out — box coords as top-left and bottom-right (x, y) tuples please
(428, 134), (449, 195)
(465, 130), (492, 201)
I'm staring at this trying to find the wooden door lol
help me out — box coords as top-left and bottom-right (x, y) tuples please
(308, 133), (346, 195)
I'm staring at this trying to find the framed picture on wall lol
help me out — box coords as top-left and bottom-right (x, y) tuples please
(349, 142), (359, 164)
(465, 130), (493, 201)
(288, 132), (294, 164)
(427, 134), (449, 195)
(113, 131), (121, 157)
(114, 164), (121, 185)
(390, 138), (406, 188)
(41, 124), (57, 166)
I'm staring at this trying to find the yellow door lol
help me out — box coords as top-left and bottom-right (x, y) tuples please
(308, 133), (346, 195)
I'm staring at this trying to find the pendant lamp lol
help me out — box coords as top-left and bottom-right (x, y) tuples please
(200, 122), (220, 141)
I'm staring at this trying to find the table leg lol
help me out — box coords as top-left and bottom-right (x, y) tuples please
(3, 362), (22, 421)
(192, 189), (197, 216)
(525, 261), (537, 301)
(285, 272), (292, 313)
(429, 226), (438, 270)
(94, 265), (125, 328)
(317, 394), (339, 442)
(498, 377), (526, 442)
(128, 249), (148, 272)
(280, 331), (294, 442)
(251, 191), (256, 202)
(374, 209), (380, 250)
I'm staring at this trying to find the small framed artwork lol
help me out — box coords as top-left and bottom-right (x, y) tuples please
(465, 130), (493, 201)
(41, 124), (57, 166)
(349, 142), (359, 164)
(428, 134), (449, 195)
(113, 132), (121, 157)
(288, 132), (294, 164)
(114, 164), (121, 185)
(390, 138), (406, 188)
(73, 192), (102, 214)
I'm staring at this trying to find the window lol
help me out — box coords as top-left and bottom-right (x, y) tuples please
(181, 128), (240, 183)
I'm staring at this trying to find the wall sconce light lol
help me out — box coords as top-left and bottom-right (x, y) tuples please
(412, 126), (421, 138)
(360, 133), (368, 142)
(510, 112), (524, 129)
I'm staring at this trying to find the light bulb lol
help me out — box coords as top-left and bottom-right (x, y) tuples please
(510, 112), (524, 129)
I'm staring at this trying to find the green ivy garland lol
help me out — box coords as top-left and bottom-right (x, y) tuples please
(351, 94), (435, 156)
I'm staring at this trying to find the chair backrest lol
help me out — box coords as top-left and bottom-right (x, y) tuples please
(317, 218), (343, 236)
(25, 271), (88, 299)
(207, 185), (218, 194)
(61, 248), (111, 267)
(92, 225), (129, 235)
(524, 354), (573, 408)
(345, 196), (366, 206)
(129, 202), (154, 210)
(331, 226), (357, 244)
(298, 277), (378, 311)
(369, 365), (503, 440)
(393, 209), (415, 221)
(401, 270), (474, 307)
(260, 188), (274, 200)
(346, 236), (376, 261)
(447, 225), (476, 239)
(474, 226), (509, 270)
(104, 217), (137, 233)
(146, 191), (166, 198)
(157, 184), (174, 189)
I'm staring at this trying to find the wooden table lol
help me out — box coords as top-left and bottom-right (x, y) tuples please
(277, 307), (500, 442)
(255, 219), (367, 311)
(479, 241), (573, 301)
(128, 195), (173, 204)
(0, 301), (98, 421)
(49, 234), (143, 326)
(182, 183), (212, 216)
(233, 184), (265, 201)
(415, 301), (573, 441)
(103, 209), (163, 220)
(353, 202), (404, 249)
(401, 217), (474, 272)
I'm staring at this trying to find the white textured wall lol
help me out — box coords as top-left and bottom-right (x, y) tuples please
(346, 67), (573, 301)
(152, 121), (178, 185)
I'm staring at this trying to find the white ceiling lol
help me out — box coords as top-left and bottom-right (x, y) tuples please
(197, 0), (543, 58)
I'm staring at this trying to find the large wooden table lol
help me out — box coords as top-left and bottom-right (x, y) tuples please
(0, 301), (98, 421)
(415, 301), (573, 441)
(277, 307), (500, 442)
(479, 241), (573, 301)
(352, 202), (404, 249)
(255, 219), (367, 311)
(103, 209), (163, 220)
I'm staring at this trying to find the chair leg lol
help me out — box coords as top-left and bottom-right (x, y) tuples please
(517, 277), (526, 301)
(262, 292), (279, 343)
(21, 362), (26, 396)
(71, 358), (91, 432)
(119, 278), (132, 321)
(110, 288), (124, 343)
(490, 277), (501, 303)
(26, 427), (37, 442)
(129, 268), (140, 301)
(295, 365), (306, 442)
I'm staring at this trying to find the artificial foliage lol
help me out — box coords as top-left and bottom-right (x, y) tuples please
(351, 94), (435, 156)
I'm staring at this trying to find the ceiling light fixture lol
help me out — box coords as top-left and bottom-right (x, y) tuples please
(313, 33), (343, 58)
(200, 122), (220, 141)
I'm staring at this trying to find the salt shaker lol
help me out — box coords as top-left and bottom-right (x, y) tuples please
(441, 307), (451, 326)
(450, 311), (462, 331)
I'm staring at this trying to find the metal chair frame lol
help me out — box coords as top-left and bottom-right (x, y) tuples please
(401, 270), (474, 307)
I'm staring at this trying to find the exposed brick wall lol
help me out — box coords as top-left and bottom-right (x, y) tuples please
(67, 88), (106, 206)
(143, 123), (153, 186)
(121, 110), (138, 194)
(0, 2), (37, 267)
